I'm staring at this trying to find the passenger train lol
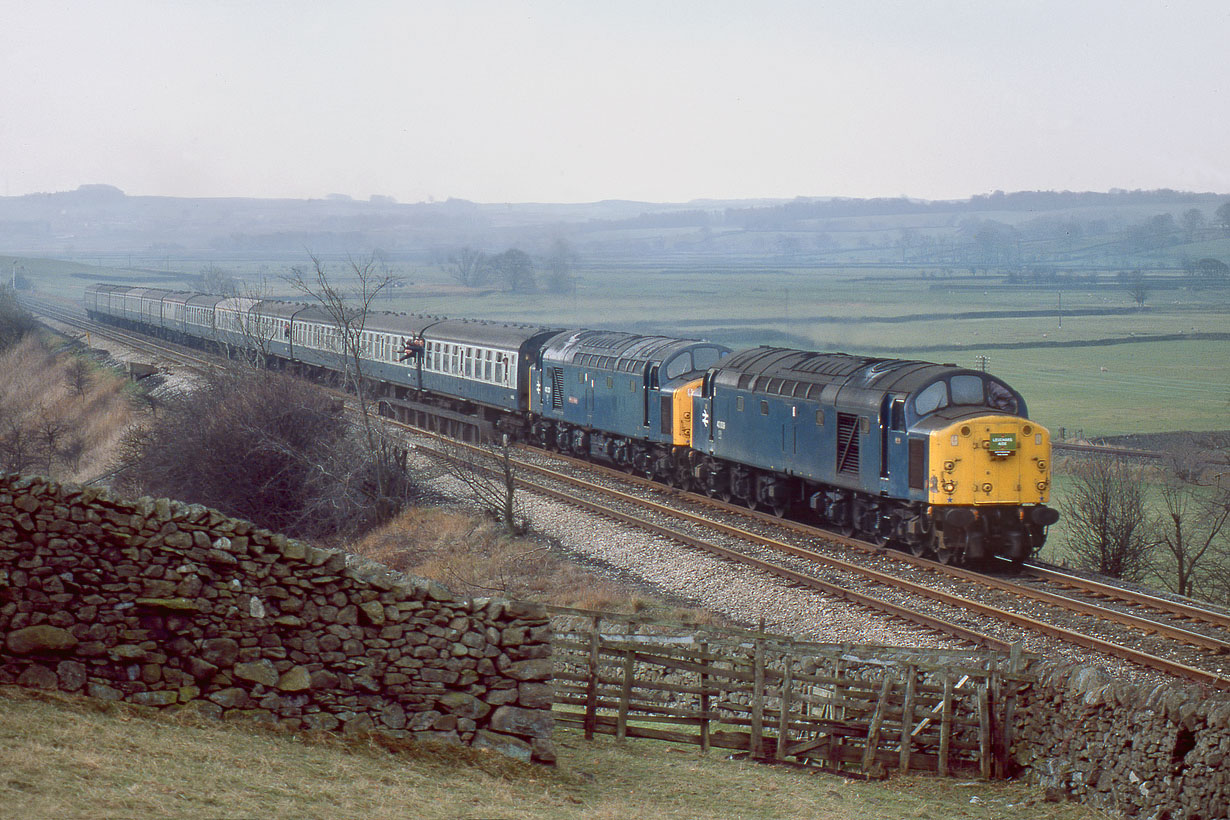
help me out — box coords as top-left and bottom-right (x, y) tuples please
(85, 283), (1058, 566)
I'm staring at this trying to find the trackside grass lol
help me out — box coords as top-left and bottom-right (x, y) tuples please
(0, 687), (1109, 820)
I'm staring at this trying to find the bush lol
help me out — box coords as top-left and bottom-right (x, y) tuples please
(0, 285), (38, 351)
(114, 367), (413, 542)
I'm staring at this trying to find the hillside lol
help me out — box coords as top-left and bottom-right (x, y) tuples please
(0, 335), (134, 483)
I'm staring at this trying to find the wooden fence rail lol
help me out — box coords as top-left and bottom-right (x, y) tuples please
(548, 607), (1030, 779)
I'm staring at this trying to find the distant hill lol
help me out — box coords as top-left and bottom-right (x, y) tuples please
(1, 185), (1227, 269)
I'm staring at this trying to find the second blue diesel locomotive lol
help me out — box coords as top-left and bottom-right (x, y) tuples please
(85, 283), (1057, 565)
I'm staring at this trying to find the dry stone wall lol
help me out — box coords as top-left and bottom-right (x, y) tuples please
(0, 474), (555, 764)
(1013, 663), (1230, 819)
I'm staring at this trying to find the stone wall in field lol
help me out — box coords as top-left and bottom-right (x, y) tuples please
(0, 474), (555, 764)
(1012, 662), (1230, 819)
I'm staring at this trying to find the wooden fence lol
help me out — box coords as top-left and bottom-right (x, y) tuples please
(547, 607), (1032, 779)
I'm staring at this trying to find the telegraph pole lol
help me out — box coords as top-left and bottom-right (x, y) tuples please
(975, 355), (989, 372)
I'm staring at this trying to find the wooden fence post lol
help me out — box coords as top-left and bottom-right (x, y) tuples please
(990, 670), (1006, 779)
(898, 664), (917, 773)
(861, 675), (893, 774)
(617, 648), (633, 741)
(751, 635), (765, 758)
(1002, 641), (1023, 778)
(699, 641), (710, 755)
(977, 681), (992, 780)
(776, 656), (793, 761)
(829, 658), (846, 770)
(939, 673), (953, 777)
(584, 616), (601, 740)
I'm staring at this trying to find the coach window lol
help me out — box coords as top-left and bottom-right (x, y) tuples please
(484, 350), (493, 381)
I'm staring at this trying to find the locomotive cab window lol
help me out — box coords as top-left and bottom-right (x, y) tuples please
(913, 381), (948, 416)
(987, 380), (1019, 413)
(664, 353), (691, 380)
(951, 374), (984, 405)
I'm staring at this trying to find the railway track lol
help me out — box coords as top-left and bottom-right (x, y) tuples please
(403, 431), (1230, 690)
(24, 294), (1230, 690)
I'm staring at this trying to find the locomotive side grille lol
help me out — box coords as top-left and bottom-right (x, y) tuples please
(551, 367), (564, 409)
(836, 412), (860, 476)
(909, 437), (926, 490)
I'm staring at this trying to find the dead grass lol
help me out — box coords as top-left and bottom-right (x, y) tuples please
(0, 335), (134, 482)
(0, 686), (1109, 820)
(352, 506), (720, 623)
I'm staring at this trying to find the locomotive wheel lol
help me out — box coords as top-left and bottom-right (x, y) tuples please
(934, 546), (957, 564)
(673, 466), (693, 492)
(769, 502), (789, 519)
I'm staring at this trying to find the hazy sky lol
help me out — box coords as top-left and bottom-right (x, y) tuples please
(3, 0), (1228, 203)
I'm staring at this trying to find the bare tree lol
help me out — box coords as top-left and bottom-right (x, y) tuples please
(229, 279), (279, 369)
(1127, 273), (1150, 309)
(1150, 449), (1230, 600)
(1059, 455), (1153, 581)
(0, 419), (35, 474)
(65, 355), (92, 399)
(0, 284), (38, 351)
(444, 435), (528, 535)
(286, 253), (411, 523)
(1181, 208), (1206, 240)
(543, 237), (579, 294)
(60, 434), (86, 474)
(490, 248), (536, 293)
(448, 247), (490, 287)
(195, 264), (238, 296)
(36, 413), (66, 475)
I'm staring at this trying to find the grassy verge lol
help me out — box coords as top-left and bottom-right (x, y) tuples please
(0, 334), (135, 482)
(352, 506), (719, 622)
(0, 687), (1108, 820)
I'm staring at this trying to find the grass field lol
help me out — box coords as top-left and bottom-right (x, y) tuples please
(0, 687), (1107, 820)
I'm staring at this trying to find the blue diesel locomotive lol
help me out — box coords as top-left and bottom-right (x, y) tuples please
(85, 283), (1057, 564)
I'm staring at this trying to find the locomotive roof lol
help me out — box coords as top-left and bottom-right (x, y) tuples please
(540, 329), (722, 368)
(712, 347), (991, 401)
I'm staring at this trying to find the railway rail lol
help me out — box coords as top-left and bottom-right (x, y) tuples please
(404, 431), (1230, 691)
(22, 293), (1230, 691)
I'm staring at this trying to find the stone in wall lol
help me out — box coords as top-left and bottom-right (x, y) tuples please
(0, 474), (555, 764)
(1012, 662), (1230, 819)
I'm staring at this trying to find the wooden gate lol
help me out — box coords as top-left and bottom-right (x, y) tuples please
(548, 607), (1029, 778)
